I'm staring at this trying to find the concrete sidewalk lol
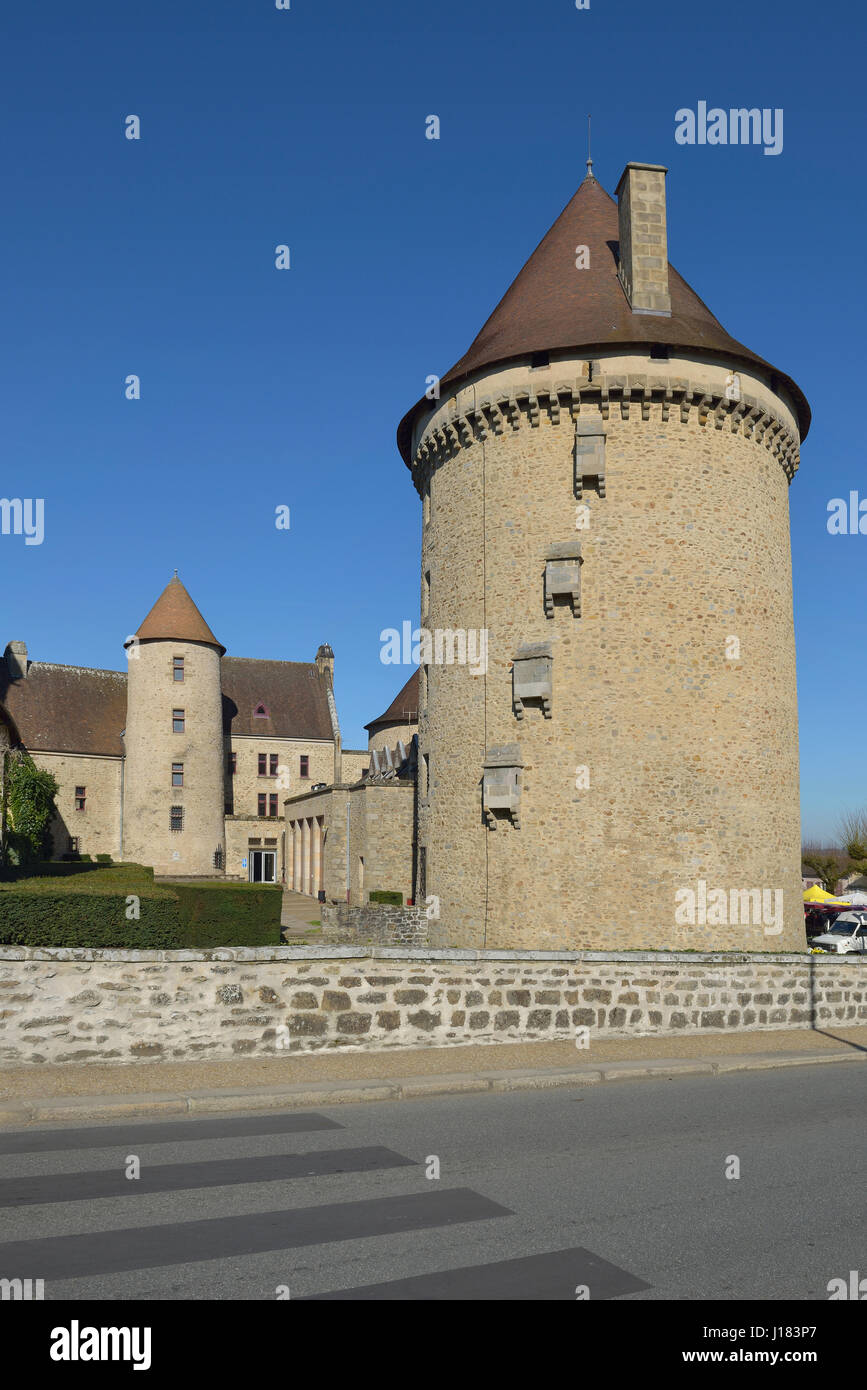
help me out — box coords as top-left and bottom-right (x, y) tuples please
(1, 1025), (865, 1127)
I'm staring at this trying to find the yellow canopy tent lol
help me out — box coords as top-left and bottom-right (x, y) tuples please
(803, 885), (851, 905)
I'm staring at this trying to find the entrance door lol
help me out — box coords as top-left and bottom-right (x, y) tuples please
(249, 851), (276, 883)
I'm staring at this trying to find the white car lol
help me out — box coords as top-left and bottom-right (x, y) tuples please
(810, 912), (867, 954)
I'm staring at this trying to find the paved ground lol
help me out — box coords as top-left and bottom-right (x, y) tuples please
(2, 1025), (865, 1126)
(279, 889), (321, 937)
(0, 1062), (863, 1299)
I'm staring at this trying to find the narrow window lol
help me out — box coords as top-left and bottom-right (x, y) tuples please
(269, 753), (278, 777)
(423, 753), (430, 796)
(173, 656), (184, 682)
(258, 753), (267, 776)
(74, 786), (86, 812)
(213, 847), (223, 870)
(69, 836), (79, 854)
(172, 762), (184, 787)
(228, 751), (236, 775)
(423, 483), (430, 526)
(269, 793), (278, 818)
(423, 570), (430, 616)
(173, 708), (184, 733)
(170, 805), (184, 832)
(300, 755), (309, 778)
(257, 793), (267, 817)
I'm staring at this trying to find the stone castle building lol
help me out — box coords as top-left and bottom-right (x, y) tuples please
(1, 576), (370, 882)
(397, 160), (810, 952)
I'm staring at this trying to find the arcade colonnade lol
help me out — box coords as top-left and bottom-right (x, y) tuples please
(286, 814), (325, 897)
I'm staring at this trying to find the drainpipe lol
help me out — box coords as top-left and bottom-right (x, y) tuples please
(119, 732), (125, 861)
(345, 800), (350, 902)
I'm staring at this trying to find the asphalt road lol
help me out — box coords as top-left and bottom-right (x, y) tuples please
(0, 1061), (864, 1300)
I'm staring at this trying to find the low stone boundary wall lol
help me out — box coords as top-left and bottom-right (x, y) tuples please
(0, 948), (864, 1065)
(320, 902), (429, 947)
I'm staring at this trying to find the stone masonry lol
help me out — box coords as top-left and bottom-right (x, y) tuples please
(0, 948), (862, 1065)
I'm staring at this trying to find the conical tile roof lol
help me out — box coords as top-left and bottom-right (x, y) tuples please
(133, 576), (225, 655)
(398, 173), (809, 463)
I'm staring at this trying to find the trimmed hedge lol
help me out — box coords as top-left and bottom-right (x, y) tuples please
(171, 882), (282, 948)
(0, 865), (282, 948)
(369, 889), (403, 906)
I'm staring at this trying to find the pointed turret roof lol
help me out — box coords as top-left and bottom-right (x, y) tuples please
(397, 173), (809, 463)
(132, 576), (225, 655)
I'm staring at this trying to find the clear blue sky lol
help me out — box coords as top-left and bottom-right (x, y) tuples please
(1, 0), (862, 838)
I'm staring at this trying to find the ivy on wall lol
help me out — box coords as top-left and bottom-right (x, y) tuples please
(3, 750), (58, 865)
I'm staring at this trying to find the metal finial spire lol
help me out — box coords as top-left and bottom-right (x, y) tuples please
(586, 114), (594, 178)
(173, 568), (178, 579)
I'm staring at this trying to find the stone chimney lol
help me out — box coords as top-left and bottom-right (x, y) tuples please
(315, 642), (334, 683)
(5, 641), (28, 681)
(615, 162), (671, 316)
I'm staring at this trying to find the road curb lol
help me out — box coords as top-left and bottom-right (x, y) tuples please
(0, 1046), (863, 1128)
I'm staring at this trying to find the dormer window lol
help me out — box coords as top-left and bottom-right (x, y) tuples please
(253, 703), (269, 718)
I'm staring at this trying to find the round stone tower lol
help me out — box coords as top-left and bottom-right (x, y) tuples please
(398, 162), (810, 953)
(122, 575), (226, 877)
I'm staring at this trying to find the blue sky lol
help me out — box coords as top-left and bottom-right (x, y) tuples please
(1, 0), (863, 838)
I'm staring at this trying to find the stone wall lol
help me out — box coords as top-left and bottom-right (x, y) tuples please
(32, 750), (123, 860)
(412, 350), (804, 952)
(0, 948), (862, 1066)
(320, 902), (429, 947)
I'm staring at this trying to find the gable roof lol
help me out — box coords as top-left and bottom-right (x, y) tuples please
(221, 658), (334, 740)
(397, 172), (809, 464)
(365, 669), (420, 732)
(0, 657), (335, 756)
(134, 576), (225, 655)
(0, 664), (128, 756)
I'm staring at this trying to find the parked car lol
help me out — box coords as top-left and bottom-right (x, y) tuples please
(809, 912), (867, 954)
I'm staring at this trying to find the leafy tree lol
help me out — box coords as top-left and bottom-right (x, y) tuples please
(5, 751), (58, 864)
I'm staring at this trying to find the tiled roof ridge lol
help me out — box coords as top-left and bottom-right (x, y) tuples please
(27, 661), (127, 679)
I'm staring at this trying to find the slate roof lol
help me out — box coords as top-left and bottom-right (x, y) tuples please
(397, 172), (810, 464)
(365, 669), (420, 732)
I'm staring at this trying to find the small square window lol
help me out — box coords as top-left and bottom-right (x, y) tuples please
(75, 786), (86, 812)
(268, 793), (278, 818)
(173, 657), (184, 682)
(173, 709), (185, 733)
(257, 793), (267, 817)
(170, 805), (184, 832)
(300, 755), (309, 778)
(172, 763), (184, 787)
(258, 753), (267, 776)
